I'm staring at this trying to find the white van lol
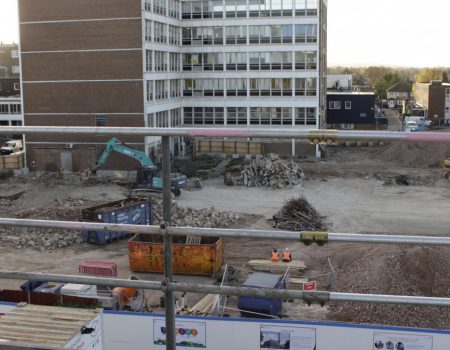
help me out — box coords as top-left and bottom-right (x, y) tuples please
(0, 140), (23, 155)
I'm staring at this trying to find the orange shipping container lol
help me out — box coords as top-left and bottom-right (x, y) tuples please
(128, 234), (224, 278)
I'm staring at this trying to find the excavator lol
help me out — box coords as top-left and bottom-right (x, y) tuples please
(444, 158), (450, 179)
(87, 137), (187, 196)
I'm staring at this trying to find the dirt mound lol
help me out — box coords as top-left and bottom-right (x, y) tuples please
(273, 197), (327, 231)
(329, 244), (450, 329)
(375, 142), (450, 167)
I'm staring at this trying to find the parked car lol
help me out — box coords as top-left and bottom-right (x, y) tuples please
(405, 121), (418, 132)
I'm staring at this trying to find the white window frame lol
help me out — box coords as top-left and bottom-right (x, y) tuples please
(345, 101), (352, 110)
(12, 66), (20, 74)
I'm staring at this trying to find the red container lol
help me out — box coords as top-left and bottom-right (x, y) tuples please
(79, 260), (118, 277)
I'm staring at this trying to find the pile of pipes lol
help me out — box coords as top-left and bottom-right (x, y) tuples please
(273, 197), (327, 231)
(233, 154), (305, 188)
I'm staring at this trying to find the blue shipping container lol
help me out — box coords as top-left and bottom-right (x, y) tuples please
(81, 198), (152, 245)
(237, 272), (286, 317)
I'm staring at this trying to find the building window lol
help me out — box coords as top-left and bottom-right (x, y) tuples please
(329, 101), (341, 110)
(146, 50), (152, 71)
(295, 24), (317, 43)
(10, 104), (21, 114)
(345, 101), (352, 109)
(340, 123), (354, 130)
(0, 105), (8, 114)
(13, 83), (20, 91)
(145, 20), (152, 41)
(295, 78), (317, 96)
(11, 50), (19, 58)
(95, 115), (106, 127)
(146, 81), (153, 101)
(12, 66), (20, 74)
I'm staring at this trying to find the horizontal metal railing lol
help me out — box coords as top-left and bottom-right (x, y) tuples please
(1, 218), (450, 246)
(0, 126), (450, 142)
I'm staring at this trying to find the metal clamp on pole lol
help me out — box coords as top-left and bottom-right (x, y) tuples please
(302, 291), (330, 307)
(300, 231), (328, 246)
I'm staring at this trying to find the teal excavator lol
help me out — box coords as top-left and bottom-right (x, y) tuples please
(88, 137), (187, 196)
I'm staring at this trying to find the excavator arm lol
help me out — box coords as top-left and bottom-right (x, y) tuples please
(91, 137), (154, 173)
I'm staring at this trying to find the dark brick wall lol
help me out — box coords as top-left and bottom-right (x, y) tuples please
(19, 0), (141, 22)
(22, 51), (143, 81)
(20, 20), (142, 52)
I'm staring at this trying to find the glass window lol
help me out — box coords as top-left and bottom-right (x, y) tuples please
(345, 101), (352, 109)
(329, 101), (341, 109)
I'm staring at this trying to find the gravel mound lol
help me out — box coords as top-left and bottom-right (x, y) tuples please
(375, 142), (450, 167)
(329, 244), (450, 329)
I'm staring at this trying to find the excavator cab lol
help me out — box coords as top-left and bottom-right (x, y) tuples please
(136, 166), (186, 196)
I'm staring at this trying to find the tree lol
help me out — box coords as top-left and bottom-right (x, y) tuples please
(374, 72), (400, 98)
(416, 68), (445, 83)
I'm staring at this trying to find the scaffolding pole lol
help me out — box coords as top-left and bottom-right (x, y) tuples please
(1, 218), (450, 246)
(0, 126), (450, 143)
(1, 270), (450, 307)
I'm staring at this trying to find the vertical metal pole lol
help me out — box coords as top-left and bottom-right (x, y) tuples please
(162, 136), (176, 350)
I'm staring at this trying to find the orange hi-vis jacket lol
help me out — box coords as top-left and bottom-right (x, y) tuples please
(271, 250), (280, 262)
(282, 251), (291, 262)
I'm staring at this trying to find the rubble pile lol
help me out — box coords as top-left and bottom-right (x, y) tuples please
(150, 199), (244, 228)
(233, 154), (304, 188)
(0, 196), (249, 250)
(273, 197), (327, 231)
(0, 198), (103, 250)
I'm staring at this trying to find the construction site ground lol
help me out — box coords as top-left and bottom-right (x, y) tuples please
(1, 141), (450, 329)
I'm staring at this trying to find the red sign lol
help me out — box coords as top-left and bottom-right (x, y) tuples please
(303, 281), (317, 291)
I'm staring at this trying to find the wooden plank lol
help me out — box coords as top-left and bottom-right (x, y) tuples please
(248, 259), (306, 274)
(288, 278), (309, 285)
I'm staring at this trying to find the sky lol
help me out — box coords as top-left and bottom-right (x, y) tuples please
(0, 0), (449, 68)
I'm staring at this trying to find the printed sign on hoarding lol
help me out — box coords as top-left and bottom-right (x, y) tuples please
(260, 325), (316, 350)
(153, 319), (207, 348)
(373, 332), (433, 350)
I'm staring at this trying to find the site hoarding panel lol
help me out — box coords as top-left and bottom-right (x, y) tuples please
(102, 311), (450, 350)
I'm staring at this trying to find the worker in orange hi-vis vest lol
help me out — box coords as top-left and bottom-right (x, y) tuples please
(282, 248), (292, 262)
(271, 248), (280, 262)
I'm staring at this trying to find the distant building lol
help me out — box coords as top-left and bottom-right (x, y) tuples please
(326, 92), (387, 130)
(327, 74), (352, 91)
(18, 0), (328, 171)
(415, 81), (450, 123)
(386, 81), (412, 109)
(0, 43), (20, 97)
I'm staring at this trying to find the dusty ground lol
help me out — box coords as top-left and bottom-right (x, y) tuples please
(1, 143), (450, 327)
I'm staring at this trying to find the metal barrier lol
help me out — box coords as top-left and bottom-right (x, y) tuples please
(1, 126), (450, 350)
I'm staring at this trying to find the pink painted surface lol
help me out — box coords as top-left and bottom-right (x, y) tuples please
(187, 129), (253, 137)
(406, 133), (450, 142)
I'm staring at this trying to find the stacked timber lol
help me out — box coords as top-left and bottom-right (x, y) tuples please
(237, 154), (304, 188)
(273, 197), (327, 231)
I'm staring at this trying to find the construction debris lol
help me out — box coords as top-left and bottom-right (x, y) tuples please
(273, 197), (327, 231)
(0, 195), (252, 250)
(227, 154), (305, 188)
(149, 198), (247, 228)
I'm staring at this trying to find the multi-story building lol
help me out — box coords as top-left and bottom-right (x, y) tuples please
(19, 0), (327, 171)
(0, 43), (21, 97)
(415, 81), (450, 124)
